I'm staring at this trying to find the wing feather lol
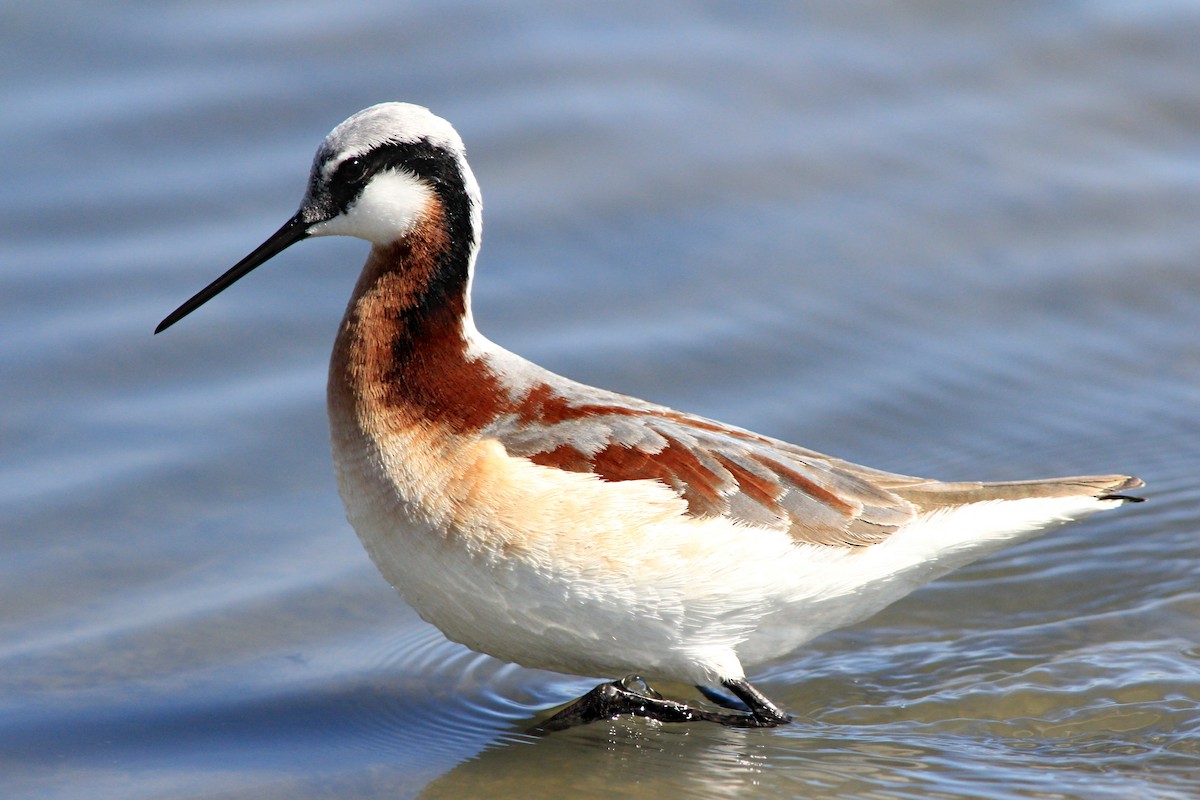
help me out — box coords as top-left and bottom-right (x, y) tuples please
(480, 372), (920, 547)
(473, 345), (1142, 548)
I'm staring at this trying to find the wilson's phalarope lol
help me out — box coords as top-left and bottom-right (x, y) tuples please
(157, 103), (1144, 729)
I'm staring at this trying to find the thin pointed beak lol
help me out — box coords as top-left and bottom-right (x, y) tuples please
(155, 213), (311, 334)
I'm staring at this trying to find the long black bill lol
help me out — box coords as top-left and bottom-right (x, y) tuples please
(155, 213), (311, 334)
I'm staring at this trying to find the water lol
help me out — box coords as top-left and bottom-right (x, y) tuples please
(3, 2), (1199, 798)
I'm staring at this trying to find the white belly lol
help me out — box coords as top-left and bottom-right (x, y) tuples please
(329, 412), (1115, 685)
(330, 421), (783, 683)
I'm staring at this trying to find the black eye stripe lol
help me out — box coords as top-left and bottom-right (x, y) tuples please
(326, 138), (462, 213)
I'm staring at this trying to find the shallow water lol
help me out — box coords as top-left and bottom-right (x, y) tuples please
(3, 2), (1199, 798)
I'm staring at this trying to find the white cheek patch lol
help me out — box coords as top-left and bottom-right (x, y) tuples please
(309, 169), (434, 245)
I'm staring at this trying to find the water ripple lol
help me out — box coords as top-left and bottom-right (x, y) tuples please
(5, 1), (1200, 798)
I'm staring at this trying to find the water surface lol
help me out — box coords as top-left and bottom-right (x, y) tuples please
(3, 2), (1199, 798)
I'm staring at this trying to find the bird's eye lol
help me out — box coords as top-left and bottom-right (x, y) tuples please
(340, 157), (369, 185)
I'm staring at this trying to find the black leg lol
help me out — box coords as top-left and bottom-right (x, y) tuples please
(695, 684), (750, 712)
(534, 675), (791, 732)
(721, 678), (792, 725)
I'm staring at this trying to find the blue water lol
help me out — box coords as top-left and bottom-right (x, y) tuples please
(3, 3), (1199, 798)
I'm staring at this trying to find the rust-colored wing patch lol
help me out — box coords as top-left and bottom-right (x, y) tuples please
(484, 378), (920, 547)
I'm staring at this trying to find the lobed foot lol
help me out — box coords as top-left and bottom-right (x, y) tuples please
(534, 675), (791, 732)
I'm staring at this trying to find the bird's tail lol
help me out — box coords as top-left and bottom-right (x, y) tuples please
(895, 474), (1145, 512)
